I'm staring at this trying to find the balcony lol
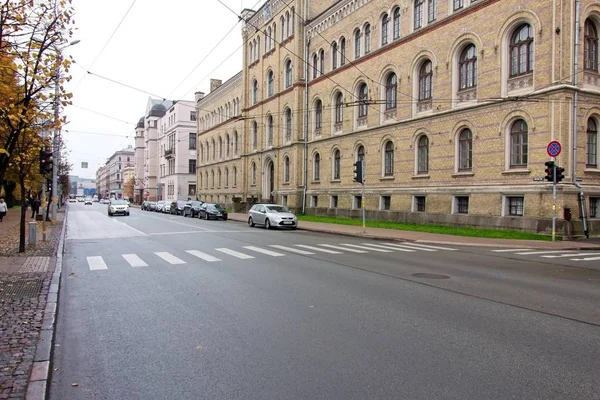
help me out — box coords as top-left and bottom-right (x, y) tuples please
(164, 148), (175, 158)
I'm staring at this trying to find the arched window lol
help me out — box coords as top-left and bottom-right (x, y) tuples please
(286, 11), (290, 37)
(252, 121), (258, 149)
(315, 99), (323, 131)
(587, 118), (598, 167)
(284, 156), (290, 183)
(314, 153), (321, 181)
(251, 162), (256, 185)
(225, 167), (229, 187)
(417, 136), (429, 173)
(199, 172), (203, 188)
(393, 7), (401, 39)
(217, 169), (221, 188)
(510, 119), (528, 167)
(199, 143), (204, 163)
(510, 24), (534, 77)
(252, 79), (258, 104)
(384, 141), (394, 176)
(459, 44), (477, 89)
(267, 70), (274, 96)
(357, 145), (365, 163)
(285, 108), (292, 141)
(332, 41), (338, 69)
(584, 19), (598, 72)
(386, 73), (397, 110)
(285, 60), (292, 88)
(428, 0), (437, 22)
(233, 166), (237, 186)
(225, 134), (230, 158)
(280, 16), (285, 41)
(458, 128), (472, 171)
(335, 93), (344, 124)
(212, 139), (216, 160)
(211, 170), (215, 187)
(249, 42), (254, 61)
(233, 131), (238, 155)
(418, 60), (433, 100)
(319, 49), (325, 75)
(267, 115), (274, 146)
(340, 37), (346, 66)
(218, 136), (223, 159)
(381, 14), (389, 45)
(354, 29), (361, 59)
(205, 171), (209, 188)
(358, 83), (368, 118)
(272, 23), (276, 46)
(312, 54), (318, 79)
(256, 37), (260, 58)
(364, 24), (371, 53)
(414, 0), (424, 30)
(333, 149), (341, 180)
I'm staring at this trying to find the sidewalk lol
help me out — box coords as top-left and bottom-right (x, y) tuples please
(227, 213), (600, 250)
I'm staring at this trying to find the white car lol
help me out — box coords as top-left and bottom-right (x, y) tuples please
(248, 204), (297, 230)
(108, 199), (130, 216)
(84, 197), (93, 205)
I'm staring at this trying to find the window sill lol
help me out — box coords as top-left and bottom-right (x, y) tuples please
(412, 174), (430, 179)
(584, 167), (600, 174)
(452, 171), (474, 177)
(380, 176), (394, 181)
(282, 182), (290, 186)
(312, 180), (320, 184)
(330, 179), (341, 183)
(502, 169), (530, 175)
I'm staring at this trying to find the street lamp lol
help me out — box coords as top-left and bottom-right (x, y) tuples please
(51, 39), (79, 221)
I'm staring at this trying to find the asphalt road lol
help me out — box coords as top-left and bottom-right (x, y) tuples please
(50, 203), (600, 400)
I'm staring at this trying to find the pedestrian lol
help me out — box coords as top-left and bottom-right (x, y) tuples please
(31, 197), (41, 219)
(0, 197), (7, 222)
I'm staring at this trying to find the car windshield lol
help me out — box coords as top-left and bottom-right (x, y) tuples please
(191, 201), (202, 206)
(209, 204), (224, 210)
(176, 201), (186, 206)
(111, 200), (128, 205)
(266, 205), (290, 213)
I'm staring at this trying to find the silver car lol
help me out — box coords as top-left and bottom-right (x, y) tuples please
(248, 204), (297, 230)
(108, 199), (130, 216)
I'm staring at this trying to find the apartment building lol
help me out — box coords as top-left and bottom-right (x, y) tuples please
(95, 145), (134, 199)
(196, 0), (600, 235)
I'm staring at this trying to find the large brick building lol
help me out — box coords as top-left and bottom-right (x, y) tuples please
(196, 0), (600, 235)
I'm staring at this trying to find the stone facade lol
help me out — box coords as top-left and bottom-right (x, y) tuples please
(195, 0), (600, 235)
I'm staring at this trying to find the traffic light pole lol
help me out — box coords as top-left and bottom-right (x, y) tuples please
(552, 159), (557, 242)
(361, 160), (366, 233)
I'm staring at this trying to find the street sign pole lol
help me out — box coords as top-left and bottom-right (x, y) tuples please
(552, 158), (557, 242)
(361, 160), (366, 233)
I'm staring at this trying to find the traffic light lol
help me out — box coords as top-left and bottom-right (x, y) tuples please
(353, 161), (363, 183)
(555, 166), (565, 183)
(39, 148), (53, 174)
(544, 161), (555, 182)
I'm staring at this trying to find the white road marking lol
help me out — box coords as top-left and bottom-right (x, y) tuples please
(380, 243), (435, 252)
(295, 244), (341, 254)
(405, 243), (457, 251)
(144, 214), (215, 232)
(122, 254), (148, 267)
(150, 230), (255, 236)
(361, 243), (416, 252)
(186, 250), (222, 262)
(243, 246), (285, 257)
(491, 248), (533, 252)
(87, 256), (108, 270)
(340, 243), (392, 253)
(215, 248), (255, 259)
(542, 252), (600, 258)
(269, 245), (315, 255)
(515, 250), (575, 255)
(571, 256), (600, 261)
(320, 244), (368, 253)
(154, 252), (186, 265)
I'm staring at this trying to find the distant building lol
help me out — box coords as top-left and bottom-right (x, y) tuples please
(95, 145), (135, 199)
(70, 176), (96, 197)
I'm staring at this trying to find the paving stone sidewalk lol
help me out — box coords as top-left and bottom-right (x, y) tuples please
(0, 209), (65, 400)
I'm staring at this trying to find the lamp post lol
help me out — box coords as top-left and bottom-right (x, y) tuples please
(51, 39), (80, 221)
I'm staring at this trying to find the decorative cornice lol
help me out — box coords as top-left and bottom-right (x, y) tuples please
(306, 0), (373, 38)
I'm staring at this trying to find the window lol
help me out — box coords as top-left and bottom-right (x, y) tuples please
(414, 196), (426, 212)
(226, 134), (230, 158)
(335, 93), (344, 124)
(455, 196), (469, 214)
(217, 169), (221, 188)
(233, 131), (238, 155)
(251, 121), (258, 149)
(281, 195), (288, 206)
(330, 195), (338, 208)
(364, 24), (371, 54)
(311, 195), (318, 208)
(340, 38), (346, 65)
(353, 195), (361, 209)
(267, 70), (274, 96)
(280, 16), (285, 41)
(285, 60), (292, 87)
(358, 83), (368, 118)
(428, 0), (437, 22)
(418, 60), (433, 100)
(506, 196), (524, 216)
(285, 108), (292, 141)
(312, 53), (318, 79)
(510, 119), (528, 167)
(315, 99), (323, 131)
(189, 184), (196, 196)
(587, 118), (598, 167)
(393, 8), (401, 39)
(252, 79), (258, 104)
(386, 73), (397, 109)
(380, 196), (391, 211)
(384, 141), (394, 176)
(212, 139), (216, 160)
(233, 166), (237, 186)
(199, 144), (204, 163)
(314, 153), (320, 181)
(333, 149), (341, 180)
(205, 172), (209, 188)
(354, 29), (361, 58)
(251, 162), (256, 185)
(510, 24), (534, 77)
(267, 115), (274, 146)
(188, 133), (196, 150)
(224, 167), (229, 187)
(332, 42), (338, 69)
(458, 128), (472, 171)
(417, 136), (429, 173)
(459, 44), (477, 90)
(585, 19), (598, 72)
(284, 156), (290, 183)
(357, 145), (365, 163)
(453, 0), (464, 10)
(382, 14), (389, 45)
(590, 197), (599, 218)
(211, 170), (215, 187)
(219, 137), (223, 159)
(189, 159), (196, 174)
(414, 0), (424, 29)
(190, 111), (197, 121)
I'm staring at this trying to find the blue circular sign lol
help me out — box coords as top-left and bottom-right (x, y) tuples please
(547, 141), (562, 157)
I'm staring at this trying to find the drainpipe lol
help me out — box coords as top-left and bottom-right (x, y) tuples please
(575, 181), (589, 238)
(302, 34), (310, 215)
(572, 0), (580, 183)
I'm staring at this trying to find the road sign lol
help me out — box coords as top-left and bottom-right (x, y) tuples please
(547, 140), (562, 157)
(145, 191), (150, 197)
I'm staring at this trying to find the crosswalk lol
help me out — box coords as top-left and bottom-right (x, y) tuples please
(491, 248), (600, 262)
(84, 241), (455, 271)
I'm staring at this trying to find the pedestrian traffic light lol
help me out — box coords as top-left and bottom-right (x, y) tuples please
(39, 149), (53, 174)
(353, 161), (363, 183)
(544, 161), (555, 182)
(555, 166), (565, 183)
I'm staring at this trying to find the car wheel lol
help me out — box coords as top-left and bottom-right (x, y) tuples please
(265, 219), (271, 229)
(223, 217), (228, 221)
(126, 212), (130, 216)
(205, 213), (209, 220)
(248, 217), (255, 227)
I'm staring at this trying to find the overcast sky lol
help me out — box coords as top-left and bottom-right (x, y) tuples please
(64, 0), (264, 179)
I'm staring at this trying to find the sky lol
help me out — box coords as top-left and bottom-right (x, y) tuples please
(64, 0), (264, 179)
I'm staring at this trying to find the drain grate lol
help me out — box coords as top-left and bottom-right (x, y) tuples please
(0, 279), (43, 300)
(411, 273), (450, 280)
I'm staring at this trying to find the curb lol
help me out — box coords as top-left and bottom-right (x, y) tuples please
(25, 209), (68, 400)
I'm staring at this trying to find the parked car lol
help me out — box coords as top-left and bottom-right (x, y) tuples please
(248, 204), (297, 229)
(68, 198), (76, 203)
(141, 201), (152, 210)
(169, 200), (187, 215)
(155, 201), (166, 212)
(108, 199), (130, 216)
(183, 200), (203, 217)
(198, 203), (228, 220)
(84, 197), (93, 205)
(145, 201), (157, 211)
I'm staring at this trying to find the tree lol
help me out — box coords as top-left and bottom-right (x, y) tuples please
(0, 0), (75, 190)
(123, 176), (134, 200)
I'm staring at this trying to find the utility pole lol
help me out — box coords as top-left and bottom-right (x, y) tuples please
(361, 160), (366, 233)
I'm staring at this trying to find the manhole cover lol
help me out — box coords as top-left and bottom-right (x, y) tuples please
(0, 279), (43, 300)
(411, 273), (450, 280)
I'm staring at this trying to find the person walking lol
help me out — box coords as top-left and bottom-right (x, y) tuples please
(0, 197), (7, 222)
(31, 197), (41, 219)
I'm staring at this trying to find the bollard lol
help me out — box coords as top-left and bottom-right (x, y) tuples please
(28, 221), (37, 248)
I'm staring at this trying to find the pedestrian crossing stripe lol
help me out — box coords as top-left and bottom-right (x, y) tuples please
(269, 245), (314, 255)
(186, 250), (221, 262)
(122, 254), (148, 267)
(320, 244), (368, 253)
(243, 246), (285, 257)
(340, 243), (392, 252)
(155, 252), (186, 265)
(362, 243), (415, 252)
(215, 248), (254, 259)
(87, 256), (107, 270)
